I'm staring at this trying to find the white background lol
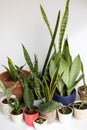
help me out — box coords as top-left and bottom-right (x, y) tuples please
(0, 0), (87, 129)
(0, 0), (87, 78)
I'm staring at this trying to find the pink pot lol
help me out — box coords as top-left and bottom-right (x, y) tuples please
(23, 107), (39, 126)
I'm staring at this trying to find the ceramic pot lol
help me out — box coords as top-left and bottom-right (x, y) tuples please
(23, 107), (39, 126)
(78, 86), (87, 101)
(10, 109), (23, 123)
(73, 101), (87, 120)
(53, 89), (76, 105)
(33, 116), (47, 130)
(0, 95), (16, 117)
(40, 110), (56, 124)
(57, 107), (73, 124)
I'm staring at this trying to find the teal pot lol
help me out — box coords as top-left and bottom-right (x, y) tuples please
(53, 89), (76, 106)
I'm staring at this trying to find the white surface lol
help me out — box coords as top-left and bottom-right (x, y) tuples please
(0, 108), (87, 130)
(0, 92), (87, 130)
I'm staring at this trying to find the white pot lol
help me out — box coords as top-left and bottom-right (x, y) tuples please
(58, 107), (73, 124)
(0, 95), (16, 117)
(10, 110), (23, 123)
(33, 116), (47, 130)
(73, 101), (87, 120)
(34, 98), (45, 107)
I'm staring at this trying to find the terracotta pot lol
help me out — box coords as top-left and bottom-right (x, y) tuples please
(23, 107), (39, 126)
(40, 110), (56, 124)
(78, 86), (87, 101)
(0, 70), (29, 102)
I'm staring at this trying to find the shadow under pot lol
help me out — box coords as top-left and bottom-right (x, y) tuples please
(53, 89), (76, 106)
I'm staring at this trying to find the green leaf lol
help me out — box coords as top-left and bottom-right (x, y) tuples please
(58, 57), (69, 87)
(38, 101), (61, 113)
(0, 81), (6, 93)
(23, 87), (34, 110)
(6, 84), (16, 102)
(42, 11), (60, 76)
(49, 60), (56, 79)
(22, 44), (33, 71)
(40, 5), (57, 52)
(69, 55), (81, 89)
(62, 38), (72, 66)
(58, 0), (70, 52)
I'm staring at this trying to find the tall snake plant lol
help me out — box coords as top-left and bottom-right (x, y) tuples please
(41, 0), (70, 76)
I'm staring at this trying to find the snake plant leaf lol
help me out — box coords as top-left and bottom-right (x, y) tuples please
(43, 77), (50, 102)
(58, 79), (64, 96)
(0, 81), (6, 93)
(6, 84), (16, 102)
(68, 74), (84, 95)
(58, 57), (69, 87)
(22, 44), (33, 71)
(7, 57), (19, 81)
(49, 59), (56, 79)
(62, 38), (72, 66)
(69, 55), (81, 89)
(38, 101), (61, 113)
(42, 11), (60, 76)
(40, 5), (57, 52)
(23, 87), (34, 110)
(58, 0), (70, 52)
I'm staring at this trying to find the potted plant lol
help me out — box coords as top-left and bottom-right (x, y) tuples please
(0, 81), (16, 117)
(40, 0), (83, 105)
(9, 97), (23, 123)
(22, 45), (44, 106)
(53, 47), (83, 105)
(57, 106), (73, 124)
(34, 60), (62, 124)
(0, 57), (26, 102)
(33, 116), (47, 130)
(78, 61), (87, 101)
(73, 101), (87, 120)
(23, 86), (39, 126)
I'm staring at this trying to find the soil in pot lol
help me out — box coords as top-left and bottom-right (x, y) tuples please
(59, 107), (72, 114)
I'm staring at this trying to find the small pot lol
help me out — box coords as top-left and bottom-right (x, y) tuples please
(40, 110), (56, 124)
(33, 116), (47, 130)
(23, 106), (39, 126)
(0, 95), (16, 117)
(57, 107), (73, 124)
(10, 109), (23, 123)
(78, 86), (87, 101)
(73, 100), (87, 120)
(53, 89), (76, 105)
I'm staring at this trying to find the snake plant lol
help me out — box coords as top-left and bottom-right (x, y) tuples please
(41, 0), (70, 76)
(2, 57), (25, 82)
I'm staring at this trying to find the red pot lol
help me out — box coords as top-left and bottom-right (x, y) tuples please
(23, 107), (39, 126)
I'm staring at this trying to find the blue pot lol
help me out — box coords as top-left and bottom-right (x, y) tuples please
(53, 89), (76, 106)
